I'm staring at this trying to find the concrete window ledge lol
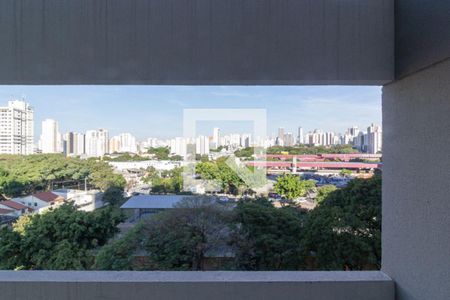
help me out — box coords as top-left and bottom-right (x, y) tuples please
(0, 271), (394, 300)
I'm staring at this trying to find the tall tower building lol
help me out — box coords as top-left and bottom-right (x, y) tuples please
(40, 119), (61, 153)
(63, 132), (85, 156)
(284, 132), (294, 147)
(277, 127), (285, 146)
(367, 124), (382, 154)
(297, 126), (304, 144)
(0, 100), (34, 155)
(196, 135), (210, 155)
(212, 127), (221, 149)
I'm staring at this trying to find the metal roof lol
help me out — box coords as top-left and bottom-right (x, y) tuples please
(120, 195), (196, 209)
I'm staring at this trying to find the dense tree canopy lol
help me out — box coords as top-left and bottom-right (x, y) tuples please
(0, 203), (124, 270)
(103, 153), (148, 162)
(231, 198), (307, 270)
(94, 224), (144, 271)
(143, 167), (184, 194)
(274, 174), (315, 200)
(195, 157), (261, 195)
(143, 197), (232, 270)
(302, 175), (381, 270)
(0, 154), (125, 197)
(147, 147), (182, 161)
(315, 185), (337, 204)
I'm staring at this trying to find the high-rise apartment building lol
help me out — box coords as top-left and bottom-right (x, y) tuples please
(85, 129), (109, 157)
(109, 133), (137, 153)
(170, 137), (187, 157)
(63, 132), (85, 156)
(284, 132), (294, 147)
(277, 127), (285, 146)
(212, 127), (220, 149)
(240, 134), (251, 148)
(367, 123), (382, 154)
(297, 127), (304, 144)
(195, 135), (210, 155)
(40, 119), (61, 153)
(0, 100), (34, 155)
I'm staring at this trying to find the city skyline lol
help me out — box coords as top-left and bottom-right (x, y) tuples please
(0, 85), (381, 139)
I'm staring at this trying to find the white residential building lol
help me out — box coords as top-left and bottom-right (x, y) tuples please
(40, 119), (62, 153)
(0, 100), (34, 155)
(63, 132), (85, 156)
(109, 133), (137, 153)
(196, 135), (210, 155)
(170, 137), (187, 157)
(297, 126), (304, 144)
(212, 127), (220, 149)
(85, 129), (109, 157)
(12, 191), (64, 212)
(367, 124), (382, 154)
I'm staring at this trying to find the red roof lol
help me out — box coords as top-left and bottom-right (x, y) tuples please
(0, 200), (29, 211)
(0, 208), (14, 214)
(32, 191), (63, 203)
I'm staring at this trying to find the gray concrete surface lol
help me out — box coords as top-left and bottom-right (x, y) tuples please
(395, 0), (450, 79)
(382, 58), (450, 300)
(0, 271), (394, 300)
(0, 0), (394, 85)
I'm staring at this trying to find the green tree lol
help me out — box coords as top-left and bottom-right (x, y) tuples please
(147, 147), (180, 160)
(147, 167), (183, 194)
(102, 186), (126, 207)
(302, 175), (381, 270)
(0, 203), (124, 270)
(315, 185), (337, 204)
(144, 197), (232, 270)
(0, 227), (23, 269)
(94, 224), (144, 270)
(0, 154), (125, 197)
(195, 158), (249, 195)
(274, 174), (315, 200)
(339, 169), (352, 176)
(231, 198), (306, 270)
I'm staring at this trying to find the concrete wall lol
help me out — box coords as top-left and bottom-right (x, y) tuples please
(0, 271), (394, 300)
(382, 58), (450, 300)
(0, 0), (393, 85)
(395, 0), (450, 78)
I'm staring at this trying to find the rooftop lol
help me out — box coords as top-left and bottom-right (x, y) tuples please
(0, 200), (30, 211)
(121, 195), (197, 209)
(32, 191), (63, 203)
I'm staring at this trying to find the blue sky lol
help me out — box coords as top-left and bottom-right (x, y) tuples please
(0, 86), (381, 140)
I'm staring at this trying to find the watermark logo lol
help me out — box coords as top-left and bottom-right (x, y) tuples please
(182, 109), (268, 193)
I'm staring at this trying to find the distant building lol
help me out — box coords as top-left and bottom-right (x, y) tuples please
(109, 133), (137, 153)
(0, 100), (34, 155)
(367, 124), (382, 154)
(170, 137), (187, 157)
(284, 132), (294, 146)
(196, 135), (210, 155)
(241, 134), (251, 148)
(63, 132), (85, 156)
(277, 127), (285, 146)
(297, 126), (304, 144)
(212, 127), (220, 149)
(40, 119), (62, 153)
(85, 129), (109, 157)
